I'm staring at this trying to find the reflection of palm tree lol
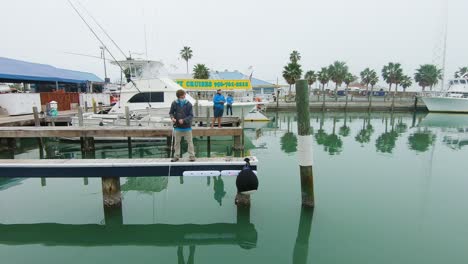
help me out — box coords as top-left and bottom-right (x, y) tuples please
(178, 245), (195, 264)
(121, 177), (168, 194)
(324, 117), (343, 155)
(213, 176), (226, 206)
(408, 129), (436, 152)
(339, 113), (351, 137)
(355, 117), (373, 145)
(395, 117), (408, 134)
(375, 117), (399, 153)
(281, 132), (298, 153)
(314, 114), (328, 145)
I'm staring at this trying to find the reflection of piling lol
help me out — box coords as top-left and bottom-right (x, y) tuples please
(295, 80), (315, 207)
(292, 208), (314, 264)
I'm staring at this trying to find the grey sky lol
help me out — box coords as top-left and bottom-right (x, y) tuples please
(1, 0), (464, 88)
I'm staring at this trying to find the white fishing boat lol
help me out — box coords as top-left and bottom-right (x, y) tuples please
(71, 59), (269, 128)
(421, 77), (468, 113)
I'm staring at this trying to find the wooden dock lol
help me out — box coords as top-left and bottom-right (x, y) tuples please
(0, 126), (242, 138)
(0, 157), (258, 177)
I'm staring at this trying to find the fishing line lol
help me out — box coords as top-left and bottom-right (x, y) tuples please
(68, 0), (152, 109)
(76, 0), (127, 59)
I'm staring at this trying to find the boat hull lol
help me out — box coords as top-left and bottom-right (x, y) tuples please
(422, 97), (468, 113)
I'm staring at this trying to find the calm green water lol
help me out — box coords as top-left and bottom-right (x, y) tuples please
(1, 112), (468, 264)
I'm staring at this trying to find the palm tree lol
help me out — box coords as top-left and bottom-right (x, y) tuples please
(455, 67), (468, 78)
(193, 64), (210, 79)
(400, 75), (412, 94)
(368, 70), (378, 111)
(343, 73), (357, 110)
(290, 50), (301, 64)
(328, 61), (349, 102)
(180, 46), (193, 74)
(414, 64), (443, 91)
(360, 68), (372, 101)
(283, 62), (302, 94)
(304, 70), (317, 93)
(382, 62), (403, 111)
(317, 67), (330, 111)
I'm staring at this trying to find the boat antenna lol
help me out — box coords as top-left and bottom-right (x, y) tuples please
(68, 0), (152, 108)
(76, 0), (128, 59)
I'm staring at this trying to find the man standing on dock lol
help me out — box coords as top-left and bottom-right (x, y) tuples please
(211, 89), (225, 128)
(170, 90), (195, 162)
(226, 94), (234, 116)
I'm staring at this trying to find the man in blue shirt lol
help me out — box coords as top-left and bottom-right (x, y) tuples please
(169, 89), (195, 162)
(211, 89), (225, 128)
(226, 94), (234, 116)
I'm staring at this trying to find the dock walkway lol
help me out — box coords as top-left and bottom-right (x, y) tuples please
(0, 126), (242, 138)
(0, 157), (257, 177)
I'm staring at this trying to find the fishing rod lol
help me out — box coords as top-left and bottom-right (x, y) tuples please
(67, 0), (152, 108)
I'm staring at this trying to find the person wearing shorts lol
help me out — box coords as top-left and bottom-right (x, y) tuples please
(211, 89), (225, 128)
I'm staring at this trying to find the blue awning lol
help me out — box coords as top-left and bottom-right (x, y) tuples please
(0, 57), (103, 84)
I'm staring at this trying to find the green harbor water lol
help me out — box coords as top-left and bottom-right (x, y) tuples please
(2, 111), (468, 263)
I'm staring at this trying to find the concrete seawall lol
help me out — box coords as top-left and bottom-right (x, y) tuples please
(266, 101), (427, 112)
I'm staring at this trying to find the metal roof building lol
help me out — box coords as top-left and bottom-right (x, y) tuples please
(0, 57), (103, 84)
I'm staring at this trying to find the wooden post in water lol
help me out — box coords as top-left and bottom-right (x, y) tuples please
(125, 106), (132, 158)
(84, 101), (89, 113)
(101, 177), (123, 226)
(241, 108), (245, 152)
(101, 177), (122, 207)
(33, 106), (40, 127)
(92, 101), (97, 114)
(295, 80), (315, 207)
(78, 107), (84, 127)
(98, 103), (103, 114)
(206, 108), (211, 128)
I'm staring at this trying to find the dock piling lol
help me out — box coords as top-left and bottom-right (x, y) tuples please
(295, 80), (315, 208)
(125, 106), (132, 158)
(92, 101), (97, 114)
(33, 107), (40, 127)
(78, 107), (84, 127)
(235, 193), (251, 207)
(101, 177), (122, 207)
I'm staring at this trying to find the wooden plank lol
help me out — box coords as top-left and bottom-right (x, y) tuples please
(0, 126), (243, 138)
(0, 157), (257, 178)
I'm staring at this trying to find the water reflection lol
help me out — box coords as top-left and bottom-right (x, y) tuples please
(121, 177), (168, 194)
(292, 208), (314, 264)
(213, 176), (226, 206)
(408, 129), (436, 152)
(355, 116), (374, 146)
(281, 116), (298, 154)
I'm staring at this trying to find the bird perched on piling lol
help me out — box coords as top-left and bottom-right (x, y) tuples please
(236, 158), (259, 194)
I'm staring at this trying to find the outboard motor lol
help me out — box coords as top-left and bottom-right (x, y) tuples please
(236, 158), (259, 194)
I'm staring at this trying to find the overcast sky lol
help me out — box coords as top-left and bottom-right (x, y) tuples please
(1, 0), (463, 88)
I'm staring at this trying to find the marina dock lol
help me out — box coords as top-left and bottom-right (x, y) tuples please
(0, 157), (258, 178)
(0, 126), (242, 138)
